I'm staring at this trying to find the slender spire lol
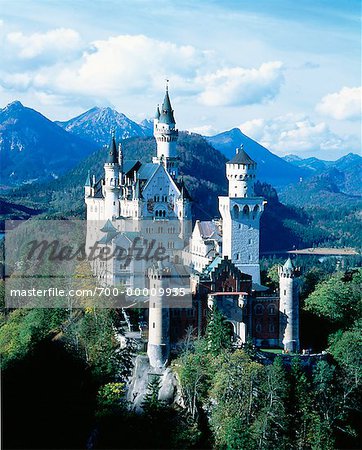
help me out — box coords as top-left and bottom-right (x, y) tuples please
(106, 129), (118, 164)
(159, 82), (175, 125)
(154, 104), (160, 119)
(85, 170), (92, 187)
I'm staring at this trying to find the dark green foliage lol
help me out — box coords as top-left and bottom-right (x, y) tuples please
(0, 307), (68, 369)
(253, 356), (290, 449)
(205, 306), (233, 356)
(142, 375), (165, 413)
(288, 357), (317, 448)
(304, 268), (362, 329)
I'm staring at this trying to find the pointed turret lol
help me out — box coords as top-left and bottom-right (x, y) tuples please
(159, 84), (175, 125)
(154, 105), (160, 120)
(85, 170), (92, 187)
(153, 82), (179, 178)
(283, 257), (294, 272)
(227, 145), (256, 165)
(106, 131), (118, 164)
(103, 130), (120, 219)
(84, 170), (93, 198)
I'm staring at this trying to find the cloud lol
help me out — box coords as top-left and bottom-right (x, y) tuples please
(2, 28), (83, 70)
(197, 62), (284, 106)
(188, 124), (218, 136)
(6, 28), (82, 59)
(239, 114), (358, 157)
(0, 31), (284, 109)
(316, 86), (361, 120)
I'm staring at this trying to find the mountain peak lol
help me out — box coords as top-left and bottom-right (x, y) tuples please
(56, 106), (147, 144)
(3, 100), (24, 111)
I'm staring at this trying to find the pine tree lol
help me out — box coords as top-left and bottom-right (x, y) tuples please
(142, 375), (164, 413)
(205, 306), (232, 356)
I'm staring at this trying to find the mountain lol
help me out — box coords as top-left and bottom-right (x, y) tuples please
(0, 101), (97, 186)
(206, 128), (310, 187)
(55, 107), (148, 144)
(279, 168), (362, 209)
(282, 153), (362, 196)
(7, 133), (342, 251)
(283, 155), (331, 173)
(139, 118), (154, 136)
(6, 133), (228, 220)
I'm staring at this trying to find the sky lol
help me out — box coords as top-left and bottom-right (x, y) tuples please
(0, 0), (361, 159)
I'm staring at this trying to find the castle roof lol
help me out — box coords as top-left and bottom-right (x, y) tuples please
(227, 146), (255, 165)
(137, 162), (159, 180)
(154, 105), (160, 120)
(197, 221), (221, 241)
(100, 219), (117, 233)
(177, 177), (192, 200)
(85, 170), (91, 187)
(159, 88), (176, 125)
(283, 257), (294, 270)
(106, 133), (118, 164)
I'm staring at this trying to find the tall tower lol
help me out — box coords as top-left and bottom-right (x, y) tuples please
(219, 145), (264, 284)
(103, 132), (120, 220)
(278, 258), (300, 353)
(153, 83), (179, 178)
(147, 263), (171, 368)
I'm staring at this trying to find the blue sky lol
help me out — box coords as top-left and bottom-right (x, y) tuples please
(0, 0), (360, 158)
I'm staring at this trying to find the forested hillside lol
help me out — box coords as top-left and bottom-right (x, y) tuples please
(3, 133), (361, 251)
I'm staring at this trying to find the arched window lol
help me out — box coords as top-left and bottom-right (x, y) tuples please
(243, 205), (250, 217)
(255, 304), (263, 315)
(256, 323), (262, 333)
(253, 205), (260, 219)
(268, 305), (276, 315)
(233, 204), (239, 219)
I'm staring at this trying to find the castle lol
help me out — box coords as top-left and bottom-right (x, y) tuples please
(84, 86), (300, 368)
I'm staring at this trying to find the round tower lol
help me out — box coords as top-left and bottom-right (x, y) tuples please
(226, 145), (257, 198)
(153, 84), (179, 178)
(103, 132), (120, 219)
(278, 258), (300, 353)
(147, 263), (171, 368)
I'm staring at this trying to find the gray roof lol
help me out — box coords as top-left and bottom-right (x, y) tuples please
(84, 170), (91, 187)
(197, 221), (221, 240)
(92, 179), (104, 198)
(98, 232), (118, 245)
(154, 105), (160, 119)
(100, 219), (117, 233)
(123, 160), (141, 175)
(283, 257), (294, 270)
(106, 135), (118, 164)
(159, 89), (176, 125)
(227, 146), (255, 165)
(137, 162), (159, 180)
